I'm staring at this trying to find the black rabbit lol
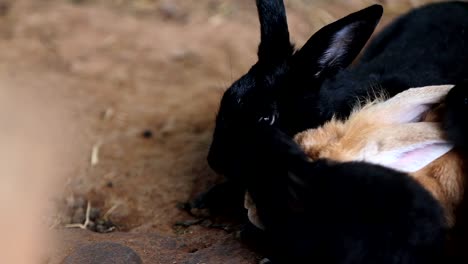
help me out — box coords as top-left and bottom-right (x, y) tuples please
(238, 124), (447, 264)
(194, 1), (468, 216)
(207, 3), (383, 176)
(196, 2), (383, 214)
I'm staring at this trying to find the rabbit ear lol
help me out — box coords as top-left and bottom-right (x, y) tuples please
(292, 5), (383, 77)
(364, 85), (454, 125)
(364, 123), (453, 173)
(256, 0), (293, 63)
(358, 86), (455, 172)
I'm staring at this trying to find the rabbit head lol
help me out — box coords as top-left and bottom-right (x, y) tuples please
(294, 85), (455, 173)
(208, 1), (383, 177)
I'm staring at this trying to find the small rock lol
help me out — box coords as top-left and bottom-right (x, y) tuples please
(87, 220), (96, 231)
(63, 242), (142, 264)
(94, 219), (116, 233)
(95, 224), (115, 233)
(89, 208), (101, 221)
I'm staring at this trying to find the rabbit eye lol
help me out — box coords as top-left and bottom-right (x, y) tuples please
(258, 114), (276, 125)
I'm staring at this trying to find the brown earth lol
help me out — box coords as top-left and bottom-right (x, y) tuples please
(0, 0), (447, 263)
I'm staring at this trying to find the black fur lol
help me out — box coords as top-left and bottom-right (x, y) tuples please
(207, 1), (468, 179)
(189, 2), (467, 261)
(189, 1), (468, 260)
(199, 2), (468, 215)
(256, 0), (294, 63)
(207, 3), (383, 177)
(443, 80), (468, 151)
(242, 125), (447, 264)
(317, 1), (468, 121)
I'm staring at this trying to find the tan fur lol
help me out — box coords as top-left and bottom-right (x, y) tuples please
(413, 151), (465, 226)
(294, 84), (464, 226)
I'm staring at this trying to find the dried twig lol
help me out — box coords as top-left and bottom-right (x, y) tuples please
(102, 203), (120, 220)
(65, 201), (92, 230)
(102, 107), (114, 120)
(91, 143), (101, 166)
(48, 217), (61, 230)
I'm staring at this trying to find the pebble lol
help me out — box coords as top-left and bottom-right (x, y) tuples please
(63, 242), (142, 264)
(95, 219), (116, 233)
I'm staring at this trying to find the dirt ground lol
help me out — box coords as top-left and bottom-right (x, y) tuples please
(0, 0), (448, 263)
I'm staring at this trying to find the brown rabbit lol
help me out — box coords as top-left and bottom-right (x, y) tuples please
(294, 84), (464, 226)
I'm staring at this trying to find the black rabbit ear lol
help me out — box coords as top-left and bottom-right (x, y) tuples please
(256, 0), (294, 63)
(292, 4), (383, 77)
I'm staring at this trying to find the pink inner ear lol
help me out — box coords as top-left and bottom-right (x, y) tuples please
(369, 142), (453, 173)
